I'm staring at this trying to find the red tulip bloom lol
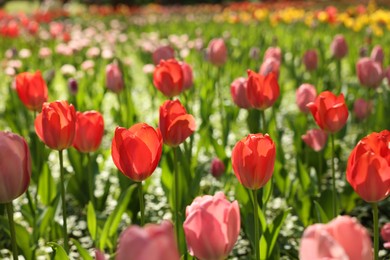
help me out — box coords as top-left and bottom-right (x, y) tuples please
(231, 133), (276, 190)
(34, 101), (76, 151)
(153, 59), (184, 98)
(346, 130), (390, 202)
(73, 111), (104, 153)
(307, 91), (348, 133)
(159, 99), (196, 147)
(246, 70), (280, 110)
(111, 123), (163, 182)
(15, 71), (48, 111)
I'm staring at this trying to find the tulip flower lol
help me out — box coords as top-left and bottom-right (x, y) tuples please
(296, 83), (317, 114)
(180, 61), (193, 91)
(353, 98), (372, 121)
(34, 101), (76, 151)
(259, 57), (280, 78)
(153, 59), (184, 98)
(330, 34), (348, 59)
(246, 70), (280, 110)
(116, 221), (180, 260)
(183, 192), (240, 260)
(299, 216), (372, 260)
(230, 77), (251, 109)
(301, 129), (327, 152)
(307, 91), (348, 133)
(68, 78), (78, 95)
(370, 45), (384, 65)
(111, 123), (163, 182)
(303, 49), (318, 71)
(263, 46), (282, 63)
(381, 223), (390, 249)
(356, 57), (383, 89)
(106, 62), (124, 93)
(159, 99), (196, 147)
(152, 45), (175, 65)
(15, 71), (48, 111)
(206, 38), (227, 66)
(73, 111), (104, 153)
(0, 131), (31, 204)
(211, 158), (225, 178)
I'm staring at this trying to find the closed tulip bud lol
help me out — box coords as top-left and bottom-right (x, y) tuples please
(207, 38), (227, 66)
(330, 34), (348, 59)
(112, 123), (162, 182)
(73, 111), (104, 153)
(95, 249), (106, 260)
(296, 83), (317, 114)
(35, 101), (76, 151)
(0, 131), (31, 203)
(68, 78), (78, 95)
(259, 57), (280, 78)
(230, 77), (251, 109)
(263, 46), (282, 63)
(381, 223), (390, 249)
(106, 62), (124, 93)
(159, 99), (196, 147)
(15, 71), (48, 111)
(246, 70), (280, 110)
(184, 192), (240, 260)
(211, 158), (225, 178)
(370, 45), (384, 65)
(307, 91), (348, 133)
(346, 130), (390, 202)
(356, 57), (383, 88)
(152, 45), (175, 65)
(301, 129), (327, 152)
(153, 59), (184, 98)
(116, 221), (179, 260)
(232, 133), (275, 190)
(180, 61), (193, 91)
(299, 216), (372, 260)
(353, 98), (372, 121)
(303, 49), (318, 71)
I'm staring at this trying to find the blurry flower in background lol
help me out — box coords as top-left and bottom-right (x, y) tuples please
(330, 34), (348, 59)
(353, 98), (372, 121)
(296, 83), (317, 114)
(356, 57), (383, 88)
(301, 129), (327, 152)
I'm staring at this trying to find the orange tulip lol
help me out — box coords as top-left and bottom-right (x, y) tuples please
(73, 111), (104, 153)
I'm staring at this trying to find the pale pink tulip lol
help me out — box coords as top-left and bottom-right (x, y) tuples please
(356, 57), (383, 88)
(106, 62), (124, 93)
(180, 61), (193, 90)
(264, 46), (282, 63)
(296, 83), (317, 114)
(230, 77), (251, 109)
(207, 38), (227, 66)
(330, 35), (348, 59)
(381, 223), (390, 249)
(353, 98), (372, 121)
(259, 57), (280, 78)
(301, 129), (327, 152)
(152, 45), (175, 65)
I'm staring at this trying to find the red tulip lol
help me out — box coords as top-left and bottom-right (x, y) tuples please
(381, 223), (390, 249)
(34, 101), (76, 151)
(246, 70), (280, 110)
(346, 130), (390, 202)
(330, 34), (348, 59)
(296, 83), (317, 114)
(180, 61), (193, 91)
(307, 91), (348, 133)
(211, 158), (225, 178)
(111, 123), (163, 182)
(116, 221), (180, 260)
(356, 57), (383, 89)
(152, 45), (175, 65)
(353, 98), (372, 121)
(0, 131), (31, 203)
(106, 62), (124, 93)
(184, 192), (240, 260)
(153, 59), (184, 98)
(301, 129), (327, 152)
(232, 133), (275, 190)
(303, 49), (318, 71)
(159, 99), (196, 147)
(299, 216), (372, 260)
(230, 77), (251, 109)
(15, 71), (48, 111)
(207, 38), (227, 66)
(73, 111), (104, 153)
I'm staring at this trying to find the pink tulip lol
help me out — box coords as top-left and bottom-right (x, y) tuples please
(296, 83), (317, 114)
(230, 77), (251, 109)
(180, 61), (193, 90)
(299, 216), (373, 260)
(184, 192), (240, 260)
(152, 45), (175, 65)
(301, 129), (327, 152)
(207, 38), (227, 66)
(330, 34), (348, 59)
(263, 46), (282, 63)
(303, 49), (318, 71)
(0, 131), (31, 203)
(106, 62), (124, 93)
(370, 45), (384, 65)
(259, 57), (280, 78)
(356, 57), (383, 88)
(211, 158), (225, 178)
(116, 221), (179, 260)
(353, 98), (372, 121)
(381, 223), (390, 249)
(95, 249), (106, 260)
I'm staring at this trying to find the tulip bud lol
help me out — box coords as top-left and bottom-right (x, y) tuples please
(381, 223), (390, 249)
(330, 34), (348, 59)
(15, 71), (48, 111)
(353, 98), (372, 121)
(206, 38), (227, 66)
(180, 61), (193, 91)
(152, 45), (175, 65)
(259, 57), (280, 78)
(356, 57), (383, 89)
(303, 49), (318, 71)
(211, 158), (225, 178)
(106, 62), (124, 93)
(68, 78), (78, 95)
(296, 83), (317, 114)
(263, 46), (282, 63)
(230, 77), (251, 109)
(370, 45), (384, 65)
(301, 129), (327, 152)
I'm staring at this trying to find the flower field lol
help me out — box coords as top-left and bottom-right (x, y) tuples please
(1, 1), (390, 259)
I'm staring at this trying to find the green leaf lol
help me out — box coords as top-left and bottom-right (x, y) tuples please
(14, 223), (33, 260)
(87, 202), (97, 240)
(47, 242), (69, 260)
(71, 239), (93, 260)
(313, 200), (329, 224)
(266, 209), (291, 258)
(38, 164), (56, 206)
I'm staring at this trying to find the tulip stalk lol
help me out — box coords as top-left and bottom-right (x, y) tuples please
(260, 110), (266, 133)
(252, 189), (260, 260)
(138, 182), (145, 226)
(6, 202), (18, 260)
(59, 150), (69, 253)
(173, 147), (181, 251)
(373, 203), (379, 260)
(87, 153), (95, 208)
(330, 134), (337, 218)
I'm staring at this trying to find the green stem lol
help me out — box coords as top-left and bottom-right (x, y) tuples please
(59, 150), (69, 253)
(116, 93), (122, 126)
(216, 67), (226, 147)
(138, 182), (145, 226)
(372, 203), (379, 260)
(317, 151), (322, 193)
(336, 59), (342, 93)
(252, 189), (260, 260)
(6, 202), (18, 259)
(330, 134), (337, 218)
(260, 110), (266, 133)
(25, 189), (36, 219)
(173, 147), (180, 252)
(87, 153), (95, 208)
